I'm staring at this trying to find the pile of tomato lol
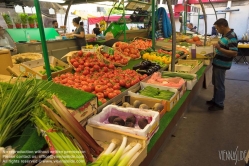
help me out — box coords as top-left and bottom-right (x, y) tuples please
(101, 50), (129, 66)
(114, 42), (140, 59)
(53, 51), (147, 103)
(130, 39), (152, 50)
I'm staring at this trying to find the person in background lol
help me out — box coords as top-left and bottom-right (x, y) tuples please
(211, 25), (218, 36)
(206, 18), (238, 111)
(67, 17), (86, 50)
(80, 22), (83, 27)
(187, 23), (197, 33)
(92, 23), (101, 36)
(52, 20), (58, 28)
(103, 32), (119, 47)
(0, 26), (15, 51)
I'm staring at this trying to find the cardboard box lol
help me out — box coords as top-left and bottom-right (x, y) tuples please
(169, 59), (199, 74)
(67, 97), (98, 125)
(128, 82), (179, 112)
(86, 125), (147, 166)
(19, 56), (73, 80)
(0, 49), (13, 75)
(87, 105), (160, 144)
(122, 95), (167, 118)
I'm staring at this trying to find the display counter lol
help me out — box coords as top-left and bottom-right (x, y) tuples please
(140, 64), (212, 166)
(15, 39), (78, 60)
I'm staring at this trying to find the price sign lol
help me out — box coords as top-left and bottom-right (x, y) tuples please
(102, 45), (114, 55)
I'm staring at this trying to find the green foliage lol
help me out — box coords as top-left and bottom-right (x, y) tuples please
(2, 13), (12, 25)
(28, 14), (37, 24)
(19, 13), (28, 24)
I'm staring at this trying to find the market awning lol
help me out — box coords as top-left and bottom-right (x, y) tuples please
(88, 15), (130, 25)
(72, 10), (97, 20)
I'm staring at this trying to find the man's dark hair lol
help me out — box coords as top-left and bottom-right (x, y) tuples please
(52, 20), (57, 25)
(214, 18), (228, 27)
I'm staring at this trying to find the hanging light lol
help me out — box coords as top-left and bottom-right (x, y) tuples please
(39, 0), (65, 3)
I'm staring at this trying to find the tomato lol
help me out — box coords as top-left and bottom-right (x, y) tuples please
(108, 64), (115, 69)
(82, 70), (89, 75)
(70, 58), (76, 64)
(75, 67), (81, 72)
(95, 85), (104, 93)
(106, 82), (113, 88)
(78, 50), (83, 57)
(99, 62), (106, 67)
(99, 98), (107, 104)
(81, 81), (88, 85)
(103, 90), (109, 98)
(73, 62), (79, 68)
(80, 76), (86, 81)
(125, 82), (131, 88)
(93, 65), (100, 71)
(106, 88), (114, 93)
(103, 67), (109, 72)
(108, 92), (116, 99)
(96, 92), (104, 99)
(114, 90), (121, 95)
(119, 80), (126, 87)
(113, 84), (120, 90)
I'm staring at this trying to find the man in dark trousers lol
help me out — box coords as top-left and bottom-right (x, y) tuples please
(207, 18), (238, 111)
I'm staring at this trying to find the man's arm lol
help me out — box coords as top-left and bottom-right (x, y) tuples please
(213, 43), (238, 57)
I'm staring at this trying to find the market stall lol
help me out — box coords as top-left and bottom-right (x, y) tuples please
(0, 0), (217, 166)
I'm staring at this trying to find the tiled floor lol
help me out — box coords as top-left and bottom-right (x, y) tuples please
(151, 63), (249, 166)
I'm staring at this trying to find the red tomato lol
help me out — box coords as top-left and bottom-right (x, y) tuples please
(78, 51), (83, 57)
(114, 90), (121, 95)
(113, 84), (120, 90)
(108, 64), (115, 69)
(107, 82), (113, 88)
(80, 76), (86, 81)
(103, 67), (109, 72)
(108, 92), (116, 99)
(82, 70), (89, 75)
(106, 88), (114, 93)
(73, 62), (79, 68)
(125, 82), (131, 88)
(103, 90), (109, 98)
(96, 92), (104, 99)
(70, 58), (76, 64)
(81, 81), (88, 85)
(93, 65), (100, 71)
(95, 85), (104, 93)
(119, 80), (126, 87)
(99, 62), (105, 67)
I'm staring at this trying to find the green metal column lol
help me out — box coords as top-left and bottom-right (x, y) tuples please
(122, 0), (126, 42)
(34, 0), (52, 80)
(151, 0), (155, 50)
(199, 0), (207, 46)
(167, 0), (176, 72)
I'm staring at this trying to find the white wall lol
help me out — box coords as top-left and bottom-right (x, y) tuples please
(192, 4), (249, 39)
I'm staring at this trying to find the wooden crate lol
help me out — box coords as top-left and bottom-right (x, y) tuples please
(86, 125), (147, 166)
(169, 59), (199, 74)
(19, 56), (72, 80)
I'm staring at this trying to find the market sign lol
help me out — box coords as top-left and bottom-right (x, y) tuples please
(188, 0), (228, 4)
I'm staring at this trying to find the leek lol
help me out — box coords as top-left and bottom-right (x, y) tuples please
(108, 136), (127, 166)
(117, 142), (136, 163)
(117, 143), (142, 166)
(0, 79), (50, 146)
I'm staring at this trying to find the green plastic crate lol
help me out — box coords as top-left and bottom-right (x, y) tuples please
(104, 22), (128, 37)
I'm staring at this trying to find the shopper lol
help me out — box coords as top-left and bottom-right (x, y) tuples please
(69, 17), (86, 50)
(187, 23), (197, 33)
(207, 18), (238, 111)
(0, 26), (11, 48)
(211, 25), (218, 36)
(52, 20), (58, 28)
(92, 23), (101, 36)
(103, 32), (120, 47)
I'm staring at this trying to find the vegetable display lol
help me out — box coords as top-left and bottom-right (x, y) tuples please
(39, 65), (65, 75)
(100, 50), (130, 66)
(129, 38), (152, 50)
(113, 42), (141, 59)
(133, 60), (161, 75)
(161, 71), (195, 80)
(54, 51), (147, 102)
(139, 86), (175, 100)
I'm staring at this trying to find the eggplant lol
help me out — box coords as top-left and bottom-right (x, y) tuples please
(147, 68), (154, 75)
(132, 64), (142, 70)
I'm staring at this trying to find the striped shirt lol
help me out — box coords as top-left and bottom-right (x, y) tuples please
(213, 29), (238, 70)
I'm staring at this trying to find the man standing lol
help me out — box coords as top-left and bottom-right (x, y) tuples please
(207, 18), (238, 111)
(52, 20), (58, 28)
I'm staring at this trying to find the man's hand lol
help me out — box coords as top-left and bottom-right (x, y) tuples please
(213, 43), (221, 50)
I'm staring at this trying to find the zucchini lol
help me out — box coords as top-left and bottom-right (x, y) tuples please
(161, 72), (195, 80)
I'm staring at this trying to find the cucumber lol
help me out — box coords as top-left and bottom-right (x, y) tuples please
(161, 72), (195, 80)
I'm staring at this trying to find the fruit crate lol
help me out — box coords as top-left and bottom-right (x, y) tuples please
(19, 56), (73, 80)
(128, 82), (179, 112)
(169, 59), (199, 74)
(87, 104), (160, 144)
(86, 125), (147, 166)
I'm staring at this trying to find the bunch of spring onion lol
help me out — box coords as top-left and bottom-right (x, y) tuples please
(42, 95), (103, 163)
(88, 136), (142, 166)
(0, 78), (51, 147)
(31, 106), (86, 166)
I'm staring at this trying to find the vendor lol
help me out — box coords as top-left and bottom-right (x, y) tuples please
(0, 26), (14, 50)
(187, 23), (197, 33)
(52, 20), (58, 28)
(92, 23), (101, 36)
(68, 17), (86, 50)
(103, 32), (119, 47)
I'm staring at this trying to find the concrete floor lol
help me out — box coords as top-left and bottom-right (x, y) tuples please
(151, 63), (249, 166)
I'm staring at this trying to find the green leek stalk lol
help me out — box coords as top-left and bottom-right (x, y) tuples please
(31, 107), (86, 166)
(117, 143), (142, 166)
(108, 136), (127, 166)
(0, 79), (50, 146)
(117, 142), (136, 163)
